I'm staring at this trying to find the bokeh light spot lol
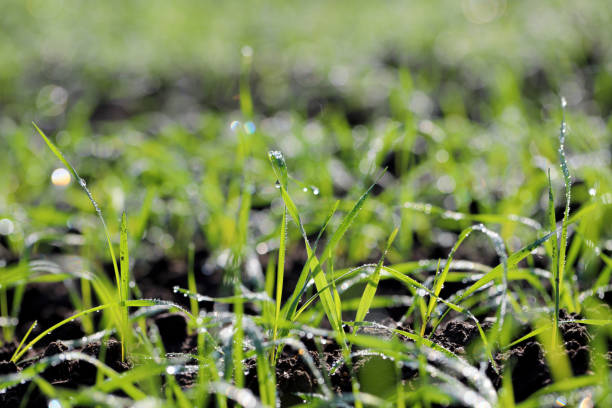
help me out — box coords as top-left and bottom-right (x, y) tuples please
(51, 168), (71, 186)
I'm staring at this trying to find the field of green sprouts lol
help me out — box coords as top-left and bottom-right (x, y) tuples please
(1, 0), (612, 407)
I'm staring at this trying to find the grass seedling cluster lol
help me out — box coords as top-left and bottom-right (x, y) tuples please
(0, 92), (609, 408)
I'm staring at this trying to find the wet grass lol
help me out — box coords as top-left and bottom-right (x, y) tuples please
(1, 1), (612, 407)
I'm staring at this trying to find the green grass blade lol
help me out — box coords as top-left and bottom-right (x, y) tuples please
(12, 304), (111, 362)
(10, 320), (37, 363)
(355, 227), (398, 323)
(423, 226), (474, 335)
(33, 122), (121, 298)
(281, 200), (339, 321)
(120, 212), (130, 305)
(119, 211), (130, 361)
(187, 243), (199, 317)
(272, 206), (287, 361)
(458, 231), (554, 301)
(556, 106), (572, 329)
(318, 171), (384, 267)
(403, 202), (542, 230)
(268, 151), (341, 332)
(547, 170), (560, 338)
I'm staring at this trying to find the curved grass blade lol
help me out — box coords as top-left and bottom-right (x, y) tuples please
(355, 227), (398, 323)
(422, 226), (475, 336)
(403, 202), (542, 230)
(33, 122), (121, 298)
(10, 320), (37, 363)
(281, 200), (339, 322)
(12, 299), (189, 362)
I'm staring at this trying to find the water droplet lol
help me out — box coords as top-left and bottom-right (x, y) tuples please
(173, 286), (179, 293)
(578, 394), (594, 408)
(311, 186), (319, 195)
(589, 188), (596, 196)
(51, 168), (71, 186)
(48, 398), (62, 408)
(0, 219), (15, 236)
(243, 121), (256, 134)
(241, 45), (253, 58)
(275, 180), (281, 189)
(302, 187), (308, 192)
(166, 366), (177, 375)
(561, 96), (567, 108)
(230, 121), (241, 132)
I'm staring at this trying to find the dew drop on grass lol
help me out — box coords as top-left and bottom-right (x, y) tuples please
(303, 187), (308, 192)
(241, 45), (253, 58)
(0, 218), (14, 235)
(311, 186), (320, 195)
(48, 399), (62, 408)
(51, 168), (71, 186)
(589, 188), (596, 196)
(166, 366), (177, 375)
(275, 180), (281, 189)
(243, 121), (256, 134)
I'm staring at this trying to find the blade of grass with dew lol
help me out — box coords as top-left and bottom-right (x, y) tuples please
(422, 226), (475, 336)
(329, 254), (342, 325)
(10, 320), (37, 363)
(403, 202), (542, 230)
(187, 242), (199, 318)
(355, 227), (398, 323)
(472, 224), (509, 332)
(281, 200), (339, 322)
(556, 102), (572, 342)
(11, 299), (171, 363)
(278, 183), (340, 332)
(381, 265), (497, 369)
(456, 230), (555, 301)
(547, 169), (560, 342)
(119, 211), (130, 361)
(33, 122), (121, 299)
(268, 151), (341, 333)
(318, 170), (385, 268)
(272, 204), (287, 363)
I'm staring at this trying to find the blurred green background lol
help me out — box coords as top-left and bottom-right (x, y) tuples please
(0, 0), (610, 286)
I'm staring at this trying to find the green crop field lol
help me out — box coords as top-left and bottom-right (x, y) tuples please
(0, 1), (611, 407)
